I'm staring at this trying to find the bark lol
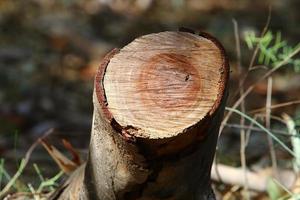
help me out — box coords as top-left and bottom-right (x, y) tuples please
(52, 30), (229, 200)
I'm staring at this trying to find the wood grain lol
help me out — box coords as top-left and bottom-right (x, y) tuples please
(103, 31), (224, 139)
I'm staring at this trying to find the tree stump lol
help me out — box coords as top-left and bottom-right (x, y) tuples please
(54, 30), (229, 200)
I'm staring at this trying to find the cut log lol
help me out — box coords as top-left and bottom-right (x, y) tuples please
(53, 30), (229, 200)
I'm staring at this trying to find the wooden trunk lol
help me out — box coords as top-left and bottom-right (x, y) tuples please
(53, 30), (229, 200)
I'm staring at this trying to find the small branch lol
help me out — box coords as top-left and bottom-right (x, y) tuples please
(249, 100), (300, 114)
(249, 6), (272, 71)
(211, 163), (296, 192)
(232, 18), (249, 200)
(266, 77), (278, 177)
(228, 7), (272, 104)
(223, 123), (297, 137)
(220, 44), (300, 135)
(225, 107), (296, 157)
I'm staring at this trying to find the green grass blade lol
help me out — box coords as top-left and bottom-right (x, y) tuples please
(225, 107), (297, 158)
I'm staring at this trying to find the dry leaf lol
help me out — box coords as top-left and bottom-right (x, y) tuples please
(39, 139), (80, 174)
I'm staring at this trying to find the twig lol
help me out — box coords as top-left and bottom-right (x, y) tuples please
(223, 123), (297, 137)
(220, 43), (300, 135)
(255, 113), (287, 125)
(272, 178), (293, 196)
(249, 6), (272, 71)
(223, 185), (241, 200)
(248, 64), (268, 71)
(232, 18), (250, 200)
(211, 163), (296, 192)
(266, 77), (278, 177)
(249, 100), (300, 114)
(228, 7), (272, 104)
(225, 107), (297, 157)
(244, 114), (260, 146)
(213, 156), (223, 184)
